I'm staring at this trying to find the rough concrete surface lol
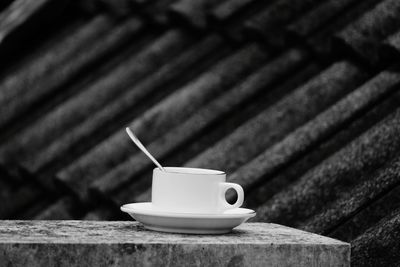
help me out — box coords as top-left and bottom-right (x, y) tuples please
(0, 221), (349, 267)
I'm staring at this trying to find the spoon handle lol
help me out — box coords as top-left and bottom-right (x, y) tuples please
(126, 127), (166, 172)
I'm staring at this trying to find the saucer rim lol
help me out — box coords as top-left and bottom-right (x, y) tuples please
(121, 202), (256, 219)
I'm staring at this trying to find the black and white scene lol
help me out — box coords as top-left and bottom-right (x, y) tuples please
(0, 0), (399, 266)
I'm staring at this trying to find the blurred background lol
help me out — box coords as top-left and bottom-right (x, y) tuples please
(0, 0), (400, 265)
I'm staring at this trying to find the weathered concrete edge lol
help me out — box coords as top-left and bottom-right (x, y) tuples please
(0, 242), (350, 267)
(0, 221), (350, 266)
(0, 221), (350, 246)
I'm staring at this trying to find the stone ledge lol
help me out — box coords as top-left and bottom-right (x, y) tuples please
(0, 221), (349, 266)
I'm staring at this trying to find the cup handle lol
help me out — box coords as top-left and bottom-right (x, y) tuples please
(219, 182), (244, 210)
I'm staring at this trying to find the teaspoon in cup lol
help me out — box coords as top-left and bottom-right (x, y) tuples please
(125, 127), (166, 172)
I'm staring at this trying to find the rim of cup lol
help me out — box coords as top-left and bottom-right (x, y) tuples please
(154, 167), (225, 175)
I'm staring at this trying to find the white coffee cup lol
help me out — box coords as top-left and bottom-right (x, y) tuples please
(151, 167), (244, 214)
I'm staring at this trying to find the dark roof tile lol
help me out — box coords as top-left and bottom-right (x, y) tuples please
(0, 15), (143, 136)
(245, 87), (400, 209)
(351, 208), (400, 266)
(185, 61), (366, 173)
(83, 207), (121, 220)
(140, 0), (175, 25)
(335, 0), (400, 65)
(15, 197), (56, 219)
(0, 0), (13, 13)
(244, 0), (320, 47)
(91, 48), (309, 202)
(300, 152), (400, 235)
(20, 29), (191, 172)
(56, 43), (268, 202)
(228, 66), (399, 196)
(55, 34), (228, 201)
(98, 0), (133, 17)
(161, 62), (322, 170)
(0, 0), (66, 44)
(210, 0), (255, 22)
(286, 0), (357, 39)
(33, 196), (83, 220)
(169, 0), (220, 28)
(384, 29), (400, 55)
(0, 29), (190, 191)
(255, 107), (400, 226)
(307, 0), (381, 56)
(330, 184), (400, 242)
(0, 183), (43, 218)
(114, 61), (324, 206)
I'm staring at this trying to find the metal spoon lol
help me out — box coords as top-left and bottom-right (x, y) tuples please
(125, 127), (166, 172)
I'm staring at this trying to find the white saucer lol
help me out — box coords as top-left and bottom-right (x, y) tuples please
(121, 202), (256, 234)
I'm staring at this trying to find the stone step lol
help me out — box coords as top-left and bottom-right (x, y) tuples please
(0, 221), (349, 266)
